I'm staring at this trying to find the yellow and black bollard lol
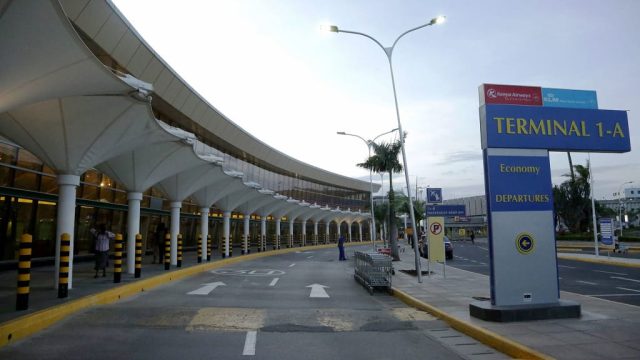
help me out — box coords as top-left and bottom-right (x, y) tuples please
(164, 233), (171, 270)
(58, 233), (70, 298)
(207, 234), (212, 261)
(16, 234), (32, 311)
(177, 234), (183, 268)
(241, 234), (246, 255)
(113, 234), (123, 283)
(221, 236), (227, 259)
(135, 234), (142, 278)
(229, 235), (233, 257)
(197, 234), (202, 263)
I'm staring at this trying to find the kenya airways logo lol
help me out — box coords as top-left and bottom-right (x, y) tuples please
(487, 88), (498, 99)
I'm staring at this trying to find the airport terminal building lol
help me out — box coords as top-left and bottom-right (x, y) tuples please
(0, 0), (375, 278)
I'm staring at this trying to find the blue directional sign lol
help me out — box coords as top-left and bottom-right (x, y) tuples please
(426, 205), (466, 217)
(481, 104), (630, 152)
(600, 218), (614, 246)
(427, 188), (442, 203)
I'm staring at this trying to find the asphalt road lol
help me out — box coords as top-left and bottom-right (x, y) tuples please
(449, 241), (640, 306)
(1, 246), (506, 360)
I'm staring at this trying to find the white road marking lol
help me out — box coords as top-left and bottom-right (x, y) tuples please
(289, 263), (296, 268)
(307, 283), (330, 298)
(611, 276), (640, 283)
(617, 287), (640, 293)
(576, 280), (598, 285)
(558, 265), (576, 269)
(593, 293), (640, 297)
(187, 281), (226, 295)
(477, 246), (488, 251)
(242, 330), (257, 356)
(269, 278), (279, 287)
(307, 256), (314, 259)
(593, 270), (628, 276)
(470, 260), (478, 263)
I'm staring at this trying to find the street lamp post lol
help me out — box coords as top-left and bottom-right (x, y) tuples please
(617, 181), (633, 238)
(337, 128), (398, 250)
(326, 15), (446, 283)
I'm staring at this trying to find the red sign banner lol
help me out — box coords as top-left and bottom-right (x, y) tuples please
(480, 83), (542, 106)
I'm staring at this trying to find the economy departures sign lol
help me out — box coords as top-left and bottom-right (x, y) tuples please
(478, 83), (630, 309)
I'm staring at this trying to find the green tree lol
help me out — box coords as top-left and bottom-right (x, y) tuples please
(396, 193), (425, 231)
(358, 140), (403, 260)
(553, 162), (592, 232)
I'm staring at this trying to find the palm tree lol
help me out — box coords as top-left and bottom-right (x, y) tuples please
(358, 140), (403, 260)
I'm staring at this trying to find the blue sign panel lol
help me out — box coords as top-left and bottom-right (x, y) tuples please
(481, 104), (630, 152)
(427, 188), (442, 203)
(542, 88), (598, 109)
(426, 205), (466, 216)
(600, 218), (614, 246)
(486, 154), (553, 212)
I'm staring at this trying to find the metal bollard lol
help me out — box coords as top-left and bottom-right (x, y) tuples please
(16, 234), (32, 311)
(58, 233), (70, 298)
(164, 233), (171, 270)
(221, 236), (227, 259)
(135, 234), (142, 278)
(113, 234), (123, 283)
(207, 234), (212, 261)
(177, 234), (183, 268)
(197, 234), (202, 263)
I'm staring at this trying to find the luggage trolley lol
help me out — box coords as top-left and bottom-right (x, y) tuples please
(353, 251), (393, 295)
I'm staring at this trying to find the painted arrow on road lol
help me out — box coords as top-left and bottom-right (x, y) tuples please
(307, 283), (330, 298)
(187, 281), (226, 295)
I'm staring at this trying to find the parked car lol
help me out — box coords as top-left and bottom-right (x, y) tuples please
(420, 236), (453, 260)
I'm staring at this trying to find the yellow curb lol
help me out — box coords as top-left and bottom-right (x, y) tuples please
(392, 288), (554, 360)
(0, 241), (374, 348)
(557, 248), (583, 252)
(558, 254), (640, 268)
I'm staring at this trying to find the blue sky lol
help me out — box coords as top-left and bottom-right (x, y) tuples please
(112, 0), (640, 200)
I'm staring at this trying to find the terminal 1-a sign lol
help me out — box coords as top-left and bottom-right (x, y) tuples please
(475, 83), (631, 321)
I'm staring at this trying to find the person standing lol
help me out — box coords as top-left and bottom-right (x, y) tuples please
(153, 223), (166, 264)
(90, 224), (114, 278)
(470, 231), (475, 245)
(338, 235), (346, 261)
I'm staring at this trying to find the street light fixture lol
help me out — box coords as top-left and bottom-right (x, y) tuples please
(326, 15), (446, 283)
(337, 128), (398, 250)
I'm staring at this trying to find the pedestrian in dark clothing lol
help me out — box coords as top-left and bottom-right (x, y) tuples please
(90, 224), (114, 278)
(470, 231), (475, 244)
(154, 223), (166, 264)
(338, 235), (346, 261)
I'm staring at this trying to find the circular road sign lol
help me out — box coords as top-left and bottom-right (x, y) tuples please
(429, 222), (443, 236)
(515, 233), (535, 255)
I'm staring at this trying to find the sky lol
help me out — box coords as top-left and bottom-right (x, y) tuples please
(111, 0), (640, 201)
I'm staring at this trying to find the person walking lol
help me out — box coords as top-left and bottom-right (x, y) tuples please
(90, 224), (114, 278)
(338, 235), (346, 261)
(470, 231), (475, 245)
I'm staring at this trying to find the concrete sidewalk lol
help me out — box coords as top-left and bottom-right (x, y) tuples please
(391, 245), (640, 360)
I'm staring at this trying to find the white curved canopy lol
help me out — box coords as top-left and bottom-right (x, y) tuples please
(0, 95), (168, 175)
(0, 0), (133, 113)
(235, 189), (276, 216)
(157, 161), (225, 202)
(214, 182), (263, 213)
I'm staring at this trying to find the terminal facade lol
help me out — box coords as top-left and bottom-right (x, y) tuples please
(0, 1), (375, 267)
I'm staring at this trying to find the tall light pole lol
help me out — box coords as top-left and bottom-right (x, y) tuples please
(337, 128), (398, 250)
(326, 15), (446, 283)
(617, 181), (633, 238)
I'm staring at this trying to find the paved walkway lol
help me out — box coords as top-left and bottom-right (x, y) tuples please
(391, 244), (640, 360)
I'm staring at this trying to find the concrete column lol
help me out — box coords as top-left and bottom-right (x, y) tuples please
(301, 220), (307, 246)
(325, 222), (330, 244)
(243, 215), (250, 254)
(348, 222), (352, 242)
(276, 218), (281, 249)
(359, 222), (363, 242)
(313, 221), (319, 245)
(289, 218), (295, 248)
(200, 207), (209, 259)
(261, 217), (267, 251)
(54, 175), (80, 289)
(337, 221), (341, 238)
(223, 211), (231, 258)
(126, 192), (143, 274)
(170, 202), (181, 266)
